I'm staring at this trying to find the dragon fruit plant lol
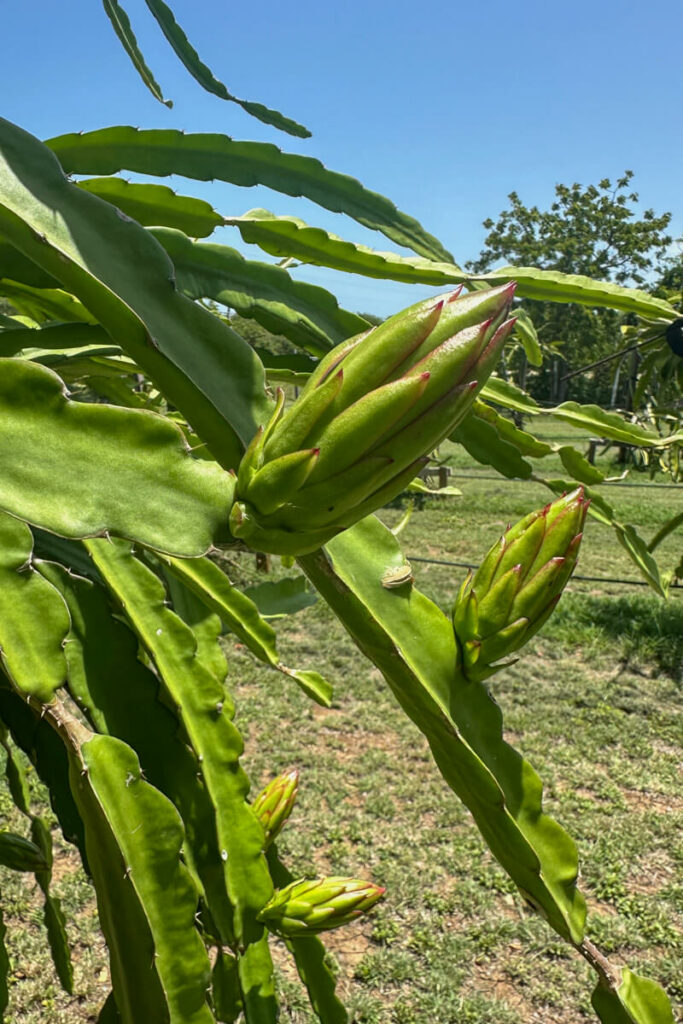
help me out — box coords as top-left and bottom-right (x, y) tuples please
(0, 3), (677, 1022)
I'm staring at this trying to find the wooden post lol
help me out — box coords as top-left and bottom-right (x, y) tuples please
(255, 552), (271, 573)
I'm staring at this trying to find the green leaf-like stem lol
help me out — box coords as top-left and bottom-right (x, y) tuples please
(46, 127), (453, 263)
(299, 517), (586, 945)
(153, 228), (367, 355)
(101, 0), (172, 107)
(0, 513), (69, 702)
(0, 117), (272, 466)
(0, 359), (235, 556)
(143, 0), (311, 138)
(86, 539), (278, 1023)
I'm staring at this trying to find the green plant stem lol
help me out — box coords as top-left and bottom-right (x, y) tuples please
(647, 511), (683, 553)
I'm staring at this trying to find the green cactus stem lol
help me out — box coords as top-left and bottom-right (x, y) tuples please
(0, 831), (50, 872)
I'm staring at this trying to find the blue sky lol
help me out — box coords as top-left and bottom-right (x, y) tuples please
(5, 0), (682, 316)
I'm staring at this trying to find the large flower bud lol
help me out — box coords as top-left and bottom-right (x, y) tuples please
(251, 768), (299, 848)
(258, 876), (385, 936)
(230, 285), (517, 554)
(453, 489), (589, 680)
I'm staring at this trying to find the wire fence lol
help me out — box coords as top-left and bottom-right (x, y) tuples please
(447, 471), (683, 491)
(408, 466), (682, 590)
(406, 555), (683, 591)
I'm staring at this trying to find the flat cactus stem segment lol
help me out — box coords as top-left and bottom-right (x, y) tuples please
(46, 125), (455, 264)
(151, 227), (367, 356)
(158, 555), (332, 706)
(0, 832), (50, 872)
(37, 561), (234, 937)
(591, 964), (675, 1023)
(159, 554), (279, 667)
(0, 118), (272, 467)
(299, 517), (587, 946)
(85, 538), (278, 1022)
(0, 359), (236, 556)
(71, 732), (215, 1023)
(162, 569), (230, 686)
(0, 690), (87, 866)
(0, 512), (69, 702)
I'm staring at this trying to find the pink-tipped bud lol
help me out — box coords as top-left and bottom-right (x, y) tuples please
(453, 489), (588, 679)
(231, 285), (517, 555)
(258, 876), (385, 936)
(251, 768), (300, 847)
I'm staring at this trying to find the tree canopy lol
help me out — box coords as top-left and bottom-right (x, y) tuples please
(468, 173), (674, 404)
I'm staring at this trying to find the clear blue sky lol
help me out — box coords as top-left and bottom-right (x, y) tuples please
(5, 0), (682, 316)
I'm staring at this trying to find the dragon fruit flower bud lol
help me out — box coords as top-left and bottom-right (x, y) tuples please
(453, 488), (589, 680)
(251, 768), (299, 847)
(257, 876), (385, 936)
(230, 285), (517, 555)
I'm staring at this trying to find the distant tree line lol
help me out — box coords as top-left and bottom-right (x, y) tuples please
(467, 172), (680, 408)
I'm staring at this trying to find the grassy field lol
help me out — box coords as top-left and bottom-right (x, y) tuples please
(1, 417), (682, 1022)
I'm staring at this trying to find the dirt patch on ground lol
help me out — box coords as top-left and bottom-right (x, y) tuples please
(463, 959), (536, 1018)
(585, 896), (618, 918)
(502, 730), (524, 747)
(627, 849), (677, 895)
(311, 717), (404, 762)
(619, 787), (683, 814)
(269, 924), (372, 984)
(311, 704), (346, 724)
(464, 954), (586, 1024)
(321, 924), (373, 974)
(50, 841), (82, 884)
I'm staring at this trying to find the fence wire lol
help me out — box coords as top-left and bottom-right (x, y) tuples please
(448, 472), (683, 491)
(406, 555), (683, 591)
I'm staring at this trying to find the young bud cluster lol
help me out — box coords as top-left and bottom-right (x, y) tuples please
(251, 768), (299, 848)
(453, 488), (589, 680)
(230, 285), (517, 554)
(258, 876), (385, 936)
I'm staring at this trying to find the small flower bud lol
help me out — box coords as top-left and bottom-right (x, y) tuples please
(251, 768), (299, 847)
(453, 488), (589, 680)
(258, 876), (385, 936)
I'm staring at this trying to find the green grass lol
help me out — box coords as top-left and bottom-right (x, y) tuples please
(1, 455), (681, 1022)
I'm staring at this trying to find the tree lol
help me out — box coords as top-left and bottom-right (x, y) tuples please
(653, 252), (683, 309)
(467, 174), (673, 404)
